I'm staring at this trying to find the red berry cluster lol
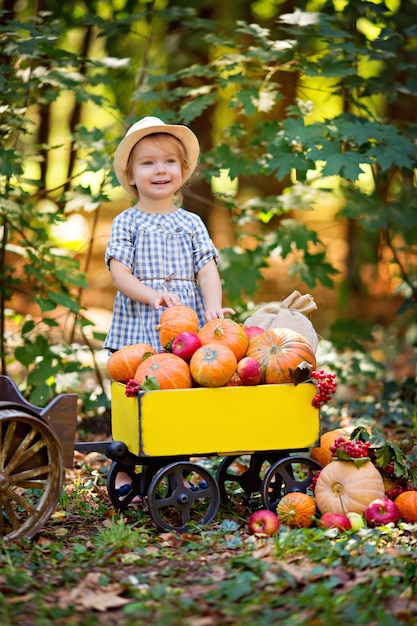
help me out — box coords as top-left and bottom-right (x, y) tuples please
(330, 437), (371, 459)
(311, 370), (337, 408)
(310, 470), (321, 491)
(125, 379), (140, 397)
(386, 479), (417, 500)
(382, 461), (395, 476)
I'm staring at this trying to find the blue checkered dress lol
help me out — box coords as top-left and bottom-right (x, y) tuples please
(104, 207), (218, 351)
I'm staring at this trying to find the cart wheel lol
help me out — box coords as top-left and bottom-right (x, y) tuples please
(0, 407), (64, 543)
(216, 453), (283, 506)
(106, 461), (144, 509)
(147, 461), (220, 533)
(260, 455), (322, 512)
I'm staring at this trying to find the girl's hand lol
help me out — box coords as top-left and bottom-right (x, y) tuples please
(204, 307), (235, 322)
(152, 291), (183, 309)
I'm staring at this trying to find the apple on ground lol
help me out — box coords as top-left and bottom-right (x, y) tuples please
(364, 498), (400, 527)
(248, 509), (280, 537)
(347, 512), (366, 531)
(318, 512), (352, 531)
(237, 357), (263, 386)
(171, 332), (202, 362)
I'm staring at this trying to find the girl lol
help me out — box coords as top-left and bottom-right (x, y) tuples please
(105, 116), (234, 503)
(105, 115), (234, 352)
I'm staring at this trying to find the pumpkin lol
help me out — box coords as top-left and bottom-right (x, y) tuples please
(190, 342), (237, 387)
(314, 460), (385, 515)
(198, 319), (248, 361)
(158, 305), (199, 348)
(394, 491), (417, 522)
(245, 327), (316, 384)
(134, 353), (192, 390)
(310, 428), (352, 468)
(276, 492), (316, 528)
(107, 343), (156, 383)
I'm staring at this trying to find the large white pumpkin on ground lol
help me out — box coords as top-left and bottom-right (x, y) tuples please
(314, 460), (385, 515)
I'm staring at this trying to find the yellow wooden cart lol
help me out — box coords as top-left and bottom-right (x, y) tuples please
(103, 381), (322, 532)
(0, 375), (322, 539)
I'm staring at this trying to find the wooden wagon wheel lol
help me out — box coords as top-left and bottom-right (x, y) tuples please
(0, 405), (64, 543)
(216, 452), (286, 506)
(147, 461), (220, 533)
(260, 455), (322, 512)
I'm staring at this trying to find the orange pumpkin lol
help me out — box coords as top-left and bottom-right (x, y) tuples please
(394, 491), (417, 522)
(245, 328), (316, 384)
(158, 305), (199, 348)
(276, 492), (316, 528)
(190, 343), (237, 387)
(310, 428), (353, 468)
(314, 460), (385, 515)
(134, 353), (192, 390)
(107, 343), (156, 383)
(198, 319), (248, 361)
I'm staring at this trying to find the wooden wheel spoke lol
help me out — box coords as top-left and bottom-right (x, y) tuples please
(6, 436), (45, 475)
(1, 494), (25, 530)
(4, 486), (38, 516)
(0, 420), (17, 470)
(9, 465), (51, 484)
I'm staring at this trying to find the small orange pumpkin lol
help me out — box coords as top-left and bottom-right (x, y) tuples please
(314, 460), (385, 515)
(276, 492), (316, 528)
(198, 319), (248, 361)
(245, 328), (316, 384)
(158, 305), (199, 348)
(394, 491), (417, 522)
(134, 353), (192, 390)
(107, 343), (156, 383)
(310, 428), (352, 468)
(190, 343), (237, 387)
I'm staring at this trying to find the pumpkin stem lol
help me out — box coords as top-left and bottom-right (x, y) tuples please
(338, 495), (347, 516)
(331, 482), (344, 497)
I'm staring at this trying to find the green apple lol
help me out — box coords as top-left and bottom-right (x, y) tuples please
(347, 512), (366, 530)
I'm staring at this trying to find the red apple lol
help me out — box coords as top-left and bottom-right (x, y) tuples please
(248, 509), (280, 537)
(171, 332), (202, 362)
(364, 498), (400, 527)
(237, 357), (263, 386)
(318, 512), (352, 531)
(242, 325), (265, 342)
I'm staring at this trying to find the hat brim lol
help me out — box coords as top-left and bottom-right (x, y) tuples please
(114, 123), (200, 198)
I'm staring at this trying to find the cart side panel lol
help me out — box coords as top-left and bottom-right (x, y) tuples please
(0, 375), (77, 468)
(40, 395), (78, 468)
(111, 383), (320, 457)
(111, 383), (140, 454)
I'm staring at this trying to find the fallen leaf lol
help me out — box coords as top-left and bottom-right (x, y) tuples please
(252, 542), (275, 559)
(78, 590), (129, 611)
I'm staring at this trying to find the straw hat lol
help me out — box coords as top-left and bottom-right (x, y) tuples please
(113, 116), (200, 197)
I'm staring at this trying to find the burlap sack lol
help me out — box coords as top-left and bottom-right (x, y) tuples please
(244, 291), (319, 352)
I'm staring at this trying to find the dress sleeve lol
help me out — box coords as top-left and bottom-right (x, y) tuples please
(105, 210), (136, 271)
(191, 214), (218, 273)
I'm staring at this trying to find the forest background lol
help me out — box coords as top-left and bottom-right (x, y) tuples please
(1, 3), (417, 623)
(1, 0), (416, 419)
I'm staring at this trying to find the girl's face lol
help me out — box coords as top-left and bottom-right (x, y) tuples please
(127, 135), (184, 203)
